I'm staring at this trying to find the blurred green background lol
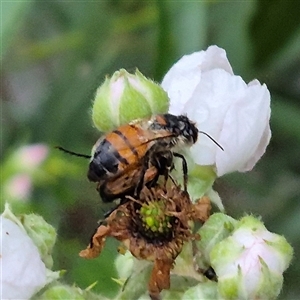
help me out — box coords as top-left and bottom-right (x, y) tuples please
(1, 1), (300, 298)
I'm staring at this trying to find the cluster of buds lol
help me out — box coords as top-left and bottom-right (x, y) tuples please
(81, 45), (293, 300)
(0, 46), (293, 300)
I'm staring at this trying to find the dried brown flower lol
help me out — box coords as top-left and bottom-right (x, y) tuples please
(80, 184), (211, 300)
(191, 196), (212, 223)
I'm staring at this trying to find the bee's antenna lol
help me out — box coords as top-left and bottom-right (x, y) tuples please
(198, 131), (224, 151)
(55, 146), (91, 159)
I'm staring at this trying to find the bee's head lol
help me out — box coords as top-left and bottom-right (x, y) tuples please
(165, 114), (223, 150)
(176, 115), (198, 144)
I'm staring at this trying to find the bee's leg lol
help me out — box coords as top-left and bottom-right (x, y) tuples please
(173, 152), (188, 192)
(163, 169), (169, 187)
(135, 153), (150, 196)
(148, 150), (172, 189)
(160, 151), (174, 188)
(167, 174), (176, 187)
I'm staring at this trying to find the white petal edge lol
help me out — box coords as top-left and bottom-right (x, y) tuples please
(1, 216), (47, 299)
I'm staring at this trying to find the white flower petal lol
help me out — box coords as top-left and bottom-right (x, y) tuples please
(162, 45), (233, 116)
(186, 69), (248, 166)
(162, 46), (271, 176)
(215, 82), (271, 175)
(1, 216), (47, 299)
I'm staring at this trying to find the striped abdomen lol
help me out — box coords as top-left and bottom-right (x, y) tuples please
(87, 124), (152, 182)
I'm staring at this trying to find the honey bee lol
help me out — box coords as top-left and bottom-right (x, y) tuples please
(87, 114), (198, 200)
(88, 113), (224, 201)
(57, 113), (223, 202)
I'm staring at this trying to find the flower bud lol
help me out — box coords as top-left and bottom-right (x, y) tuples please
(21, 213), (57, 268)
(209, 215), (293, 299)
(39, 284), (88, 300)
(3, 144), (49, 175)
(115, 251), (135, 280)
(182, 282), (218, 299)
(4, 173), (32, 201)
(15, 144), (49, 170)
(2, 144), (49, 202)
(92, 69), (169, 132)
(195, 213), (237, 269)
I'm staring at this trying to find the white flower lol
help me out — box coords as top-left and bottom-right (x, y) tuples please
(210, 216), (293, 299)
(1, 215), (47, 299)
(161, 45), (271, 176)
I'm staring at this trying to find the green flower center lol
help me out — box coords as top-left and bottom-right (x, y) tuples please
(137, 200), (173, 241)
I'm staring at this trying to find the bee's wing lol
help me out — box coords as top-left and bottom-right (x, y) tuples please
(106, 123), (173, 166)
(101, 162), (158, 196)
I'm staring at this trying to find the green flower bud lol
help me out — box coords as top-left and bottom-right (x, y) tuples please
(38, 284), (85, 300)
(182, 282), (218, 299)
(195, 213), (237, 269)
(172, 242), (202, 279)
(21, 213), (57, 268)
(92, 69), (169, 132)
(173, 156), (224, 210)
(188, 165), (217, 195)
(210, 215), (293, 299)
(115, 251), (135, 280)
(117, 260), (153, 300)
